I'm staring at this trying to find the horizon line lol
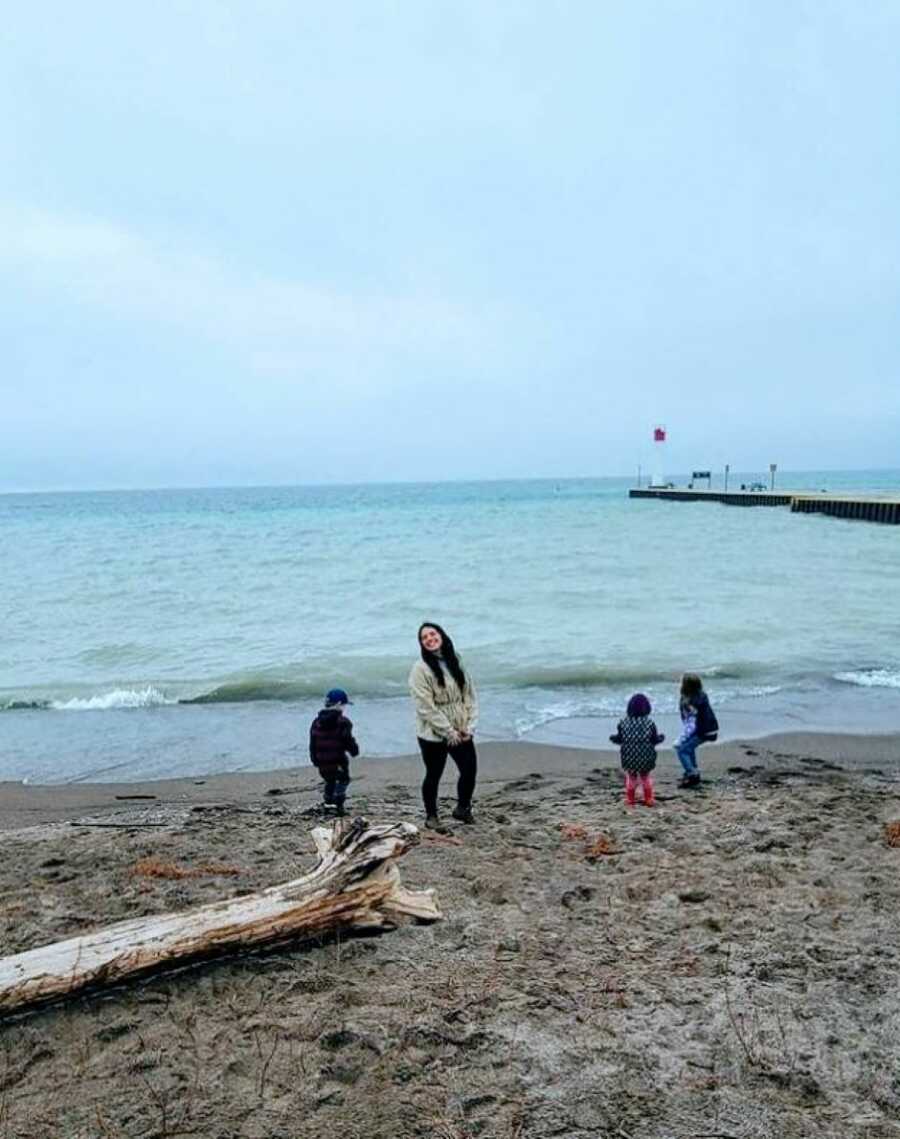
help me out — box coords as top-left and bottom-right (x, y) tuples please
(2, 465), (900, 498)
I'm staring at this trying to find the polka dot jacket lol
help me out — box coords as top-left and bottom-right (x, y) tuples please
(610, 715), (664, 774)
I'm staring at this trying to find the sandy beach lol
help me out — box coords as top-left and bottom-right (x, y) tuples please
(2, 733), (899, 1137)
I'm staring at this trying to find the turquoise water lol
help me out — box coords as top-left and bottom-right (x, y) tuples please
(2, 472), (899, 783)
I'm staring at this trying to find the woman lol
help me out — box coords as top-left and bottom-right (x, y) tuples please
(409, 622), (479, 831)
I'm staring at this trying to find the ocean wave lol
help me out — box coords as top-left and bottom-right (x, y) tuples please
(515, 697), (623, 735)
(1, 660), (780, 711)
(737, 684), (785, 699)
(495, 664), (687, 689)
(181, 660), (765, 705)
(514, 682), (785, 736)
(50, 687), (177, 711)
(181, 679), (347, 705)
(834, 669), (900, 690)
(76, 642), (162, 668)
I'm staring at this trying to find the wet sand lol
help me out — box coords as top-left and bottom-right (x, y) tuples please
(1, 733), (899, 1137)
(2, 733), (898, 832)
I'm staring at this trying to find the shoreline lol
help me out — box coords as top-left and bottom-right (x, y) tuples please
(2, 730), (897, 833)
(4, 678), (900, 787)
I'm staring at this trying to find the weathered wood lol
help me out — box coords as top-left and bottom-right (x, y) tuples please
(0, 817), (440, 1015)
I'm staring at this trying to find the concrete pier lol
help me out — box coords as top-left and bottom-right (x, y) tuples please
(629, 487), (900, 524)
(791, 495), (900, 525)
(630, 488), (794, 507)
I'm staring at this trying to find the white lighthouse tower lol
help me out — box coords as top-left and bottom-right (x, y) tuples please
(650, 425), (667, 487)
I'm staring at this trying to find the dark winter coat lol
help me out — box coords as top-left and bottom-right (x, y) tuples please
(610, 715), (665, 774)
(680, 692), (719, 742)
(309, 709), (359, 776)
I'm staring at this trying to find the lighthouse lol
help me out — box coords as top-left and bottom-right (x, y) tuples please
(650, 425), (667, 487)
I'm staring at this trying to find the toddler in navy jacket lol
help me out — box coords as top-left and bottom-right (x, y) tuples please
(309, 688), (359, 816)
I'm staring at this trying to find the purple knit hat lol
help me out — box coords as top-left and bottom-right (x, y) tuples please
(627, 692), (651, 717)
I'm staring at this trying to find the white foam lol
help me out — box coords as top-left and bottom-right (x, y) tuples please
(834, 669), (900, 690)
(515, 696), (623, 735)
(51, 687), (176, 711)
(513, 683), (784, 736)
(729, 684), (783, 699)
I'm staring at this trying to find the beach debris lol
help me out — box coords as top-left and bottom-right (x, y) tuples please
(561, 886), (595, 909)
(678, 889), (711, 904)
(559, 823), (588, 841)
(190, 804), (255, 814)
(128, 857), (241, 879)
(114, 794), (157, 801)
(69, 822), (169, 829)
(0, 817), (441, 1016)
(885, 820), (900, 847)
(559, 822), (619, 859)
(584, 834), (617, 858)
(420, 830), (465, 847)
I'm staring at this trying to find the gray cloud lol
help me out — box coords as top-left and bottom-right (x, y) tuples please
(1, 1), (899, 490)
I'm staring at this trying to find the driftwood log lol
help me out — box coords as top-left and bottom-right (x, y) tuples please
(0, 817), (440, 1015)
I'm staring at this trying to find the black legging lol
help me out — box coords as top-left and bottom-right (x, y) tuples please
(417, 737), (477, 816)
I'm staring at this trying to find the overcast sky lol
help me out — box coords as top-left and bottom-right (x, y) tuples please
(2, 1), (898, 491)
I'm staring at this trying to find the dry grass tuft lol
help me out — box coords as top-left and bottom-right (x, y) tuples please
(129, 857), (241, 879)
(885, 820), (900, 848)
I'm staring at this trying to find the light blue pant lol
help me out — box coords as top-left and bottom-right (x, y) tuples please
(675, 734), (701, 776)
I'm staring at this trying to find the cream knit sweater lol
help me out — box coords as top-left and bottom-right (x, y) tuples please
(409, 658), (479, 743)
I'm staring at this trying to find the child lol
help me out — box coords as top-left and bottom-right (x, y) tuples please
(309, 688), (359, 816)
(675, 673), (718, 788)
(610, 693), (664, 807)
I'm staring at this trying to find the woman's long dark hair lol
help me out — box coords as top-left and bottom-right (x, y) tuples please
(418, 622), (467, 692)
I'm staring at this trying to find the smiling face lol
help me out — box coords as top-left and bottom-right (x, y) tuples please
(419, 625), (443, 653)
